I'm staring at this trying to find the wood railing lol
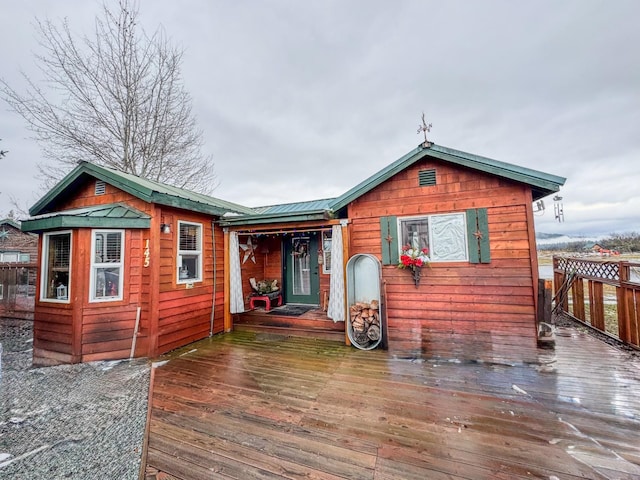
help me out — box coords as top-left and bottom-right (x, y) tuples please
(553, 256), (640, 348)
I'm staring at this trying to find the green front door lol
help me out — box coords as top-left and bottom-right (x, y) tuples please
(284, 235), (319, 304)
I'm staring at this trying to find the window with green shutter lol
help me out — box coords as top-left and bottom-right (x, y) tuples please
(380, 211), (485, 264)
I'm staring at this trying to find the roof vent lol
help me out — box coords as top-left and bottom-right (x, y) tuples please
(418, 169), (436, 186)
(95, 180), (106, 195)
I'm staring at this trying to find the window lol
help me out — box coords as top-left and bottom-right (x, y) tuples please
(322, 230), (332, 274)
(41, 231), (72, 302)
(0, 251), (20, 262)
(20, 254), (31, 263)
(398, 213), (468, 262)
(90, 230), (124, 302)
(177, 221), (202, 283)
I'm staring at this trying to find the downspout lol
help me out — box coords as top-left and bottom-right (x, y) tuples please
(209, 220), (216, 337)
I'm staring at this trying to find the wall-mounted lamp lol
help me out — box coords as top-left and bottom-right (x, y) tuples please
(161, 223), (171, 234)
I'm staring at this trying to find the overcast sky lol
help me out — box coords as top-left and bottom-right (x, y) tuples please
(1, 0), (638, 236)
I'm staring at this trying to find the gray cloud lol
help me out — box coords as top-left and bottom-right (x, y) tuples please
(2, 0), (638, 237)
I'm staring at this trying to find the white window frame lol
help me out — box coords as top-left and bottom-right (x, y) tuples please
(90, 229), (125, 302)
(398, 212), (469, 263)
(177, 221), (203, 284)
(40, 231), (72, 303)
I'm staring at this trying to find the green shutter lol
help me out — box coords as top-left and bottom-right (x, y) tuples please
(466, 209), (479, 264)
(380, 216), (399, 265)
(477, 208), (490, 263)
(466, 208), (491, 264)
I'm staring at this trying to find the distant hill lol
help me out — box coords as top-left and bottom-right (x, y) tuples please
(536, 232), (602, 247)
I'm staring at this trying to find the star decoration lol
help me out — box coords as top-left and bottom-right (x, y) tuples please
(239, 236), (256, 264)
(473, 230), (483, 240)
(385, 234), (394, 244)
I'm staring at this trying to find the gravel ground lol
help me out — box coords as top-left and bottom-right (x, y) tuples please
(0, 318), (151, 479)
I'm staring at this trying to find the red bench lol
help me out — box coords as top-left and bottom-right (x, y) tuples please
(249, 293), (282, 312)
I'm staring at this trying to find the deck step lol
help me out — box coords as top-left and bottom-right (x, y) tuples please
(234, 323), (346, 343)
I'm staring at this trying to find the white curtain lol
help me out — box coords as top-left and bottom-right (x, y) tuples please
(327, 225), (345, 322)
(229, 232), (245, 314)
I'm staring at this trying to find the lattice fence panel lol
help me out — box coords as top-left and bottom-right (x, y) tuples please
(555, 257), (620, 282)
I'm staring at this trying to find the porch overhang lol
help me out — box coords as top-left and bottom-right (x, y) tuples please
(219, 209), (334, 227)
(21, 203), (151, 233)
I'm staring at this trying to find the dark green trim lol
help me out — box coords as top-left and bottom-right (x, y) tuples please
(29, 161), (254, 217)
(21, 216), (150, 232)
(220, 210), (332, 227)
(21, 202), (151, 233)
(0, 218), (21, 229)
(330, 144), (565, 212)
(331, 147), (426, 212)
(466, 210), (480, 264)
(466, 208), (490, 264)
(380, 216), (398, 265)
(477, 208), (490, 263)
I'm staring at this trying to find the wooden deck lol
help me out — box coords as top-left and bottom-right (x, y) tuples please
(143, 327), (640, 479)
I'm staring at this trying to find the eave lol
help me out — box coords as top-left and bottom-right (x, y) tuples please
(21, 203), (151, 233)
(329, 143), (566, 211)
(29, 162), (254, 218)
(220, 209), (333, 227)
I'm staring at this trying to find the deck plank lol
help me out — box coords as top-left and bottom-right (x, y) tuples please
(144, 328), (640, 479)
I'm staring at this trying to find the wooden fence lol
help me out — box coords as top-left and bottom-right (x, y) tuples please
(0, 263), (37, 320)
(553, 256), (640, 348)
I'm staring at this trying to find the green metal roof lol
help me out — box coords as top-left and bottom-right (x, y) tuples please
(254, 198), (336, 215)
(21, 203), (151, 233)
(0, 218), (21, 229)
(222, 143), (566, 227)
(221, 198), (336, 227)
(29, 161), (255, 217)
(329, 143), (566, 211)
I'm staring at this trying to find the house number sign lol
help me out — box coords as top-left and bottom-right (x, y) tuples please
(143, 239), (150, 267)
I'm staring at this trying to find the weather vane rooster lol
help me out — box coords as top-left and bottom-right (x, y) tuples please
(417, 113), (433, 148)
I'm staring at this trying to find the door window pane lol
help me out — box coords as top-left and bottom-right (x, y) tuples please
(292, 237), (311, 295)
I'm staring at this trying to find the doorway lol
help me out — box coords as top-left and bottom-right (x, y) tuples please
(283, 235), (319, 304)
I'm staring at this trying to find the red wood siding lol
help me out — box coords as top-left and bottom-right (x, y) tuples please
(33, 305), (74, 365)
(0, 222), (38, 261)
(155, 207), (224, 355)
(348, 159), (539, 355)
(33, 179), (225, 363)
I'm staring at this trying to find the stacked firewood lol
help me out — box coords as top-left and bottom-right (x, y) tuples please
(349, 300), (381, 346)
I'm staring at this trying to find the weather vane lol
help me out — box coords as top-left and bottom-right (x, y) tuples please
(417, 113), (433, 147)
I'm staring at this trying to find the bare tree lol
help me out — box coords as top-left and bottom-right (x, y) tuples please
(0, 139), (7, 159)
(0, 0), (216, 193)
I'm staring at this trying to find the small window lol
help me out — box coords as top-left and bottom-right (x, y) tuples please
(177, 221), (202, 283)
(20, 254), (31, 263)
(322, 230), (332, 274)
(90, 230), (124, 302)
(398, 213), (468, 262)
(0, 284), (3, 300)
(41, 231), (72, 302)
(1, 252), (19, 263)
